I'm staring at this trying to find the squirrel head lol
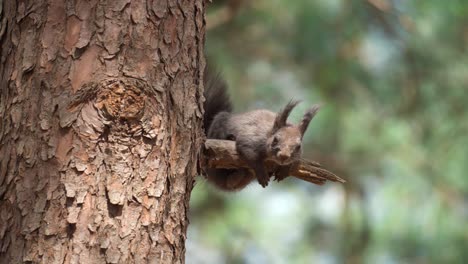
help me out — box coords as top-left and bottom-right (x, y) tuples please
(266, 101), (320, 165)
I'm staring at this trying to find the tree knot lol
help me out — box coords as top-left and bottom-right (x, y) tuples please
(95, 79), (146, 121)
(63, 77), (161, 142)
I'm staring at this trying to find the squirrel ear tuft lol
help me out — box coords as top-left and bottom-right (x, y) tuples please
(272, 100), (300, 133)
(299, 104), (321, 136)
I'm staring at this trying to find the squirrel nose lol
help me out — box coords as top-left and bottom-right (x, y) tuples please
(278, 153), (290, 161)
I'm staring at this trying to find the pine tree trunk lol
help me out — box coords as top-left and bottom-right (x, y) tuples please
(0, 0), (205, 263)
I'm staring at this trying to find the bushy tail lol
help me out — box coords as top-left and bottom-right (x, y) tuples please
(203, 66), (254, 191)
(205, 168), (255, 191)
(203, 66), (233, 132)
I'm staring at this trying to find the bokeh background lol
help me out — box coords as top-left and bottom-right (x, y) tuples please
(187, 0), (468, 263)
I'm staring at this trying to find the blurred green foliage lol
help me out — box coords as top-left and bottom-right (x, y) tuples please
(188, 0), (468, 263)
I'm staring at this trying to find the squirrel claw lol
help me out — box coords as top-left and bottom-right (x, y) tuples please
(274, 165), (291, 182)
(257, 175), (270, 188)
(274, 173), (288, 182)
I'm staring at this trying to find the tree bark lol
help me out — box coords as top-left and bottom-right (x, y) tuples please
(0, 0), (205, 263)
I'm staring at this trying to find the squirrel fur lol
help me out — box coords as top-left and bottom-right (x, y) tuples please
(203, 66), (320, 191)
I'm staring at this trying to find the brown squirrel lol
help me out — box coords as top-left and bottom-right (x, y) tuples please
(203, 67), (320, 191)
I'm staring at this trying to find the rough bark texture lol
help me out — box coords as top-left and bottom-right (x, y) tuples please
(202, 139), (345, 185)
(0, 0), (205, 263)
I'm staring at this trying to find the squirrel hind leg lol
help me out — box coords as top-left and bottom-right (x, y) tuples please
(207, 112), (231, 139)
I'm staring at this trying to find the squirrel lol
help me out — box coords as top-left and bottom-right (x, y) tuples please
(203, 66), (320, 191)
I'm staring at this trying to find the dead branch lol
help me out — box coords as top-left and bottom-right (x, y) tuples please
(202, 139), (346, 185)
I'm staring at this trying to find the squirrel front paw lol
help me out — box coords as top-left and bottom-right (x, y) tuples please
(248, 162), (270, 188)
(274, 165), (291, 182)
(257, 173), (270, 188)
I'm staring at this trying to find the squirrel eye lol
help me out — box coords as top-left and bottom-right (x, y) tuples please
(272, 136), (279, 146)
(295, 145), (301, 152)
